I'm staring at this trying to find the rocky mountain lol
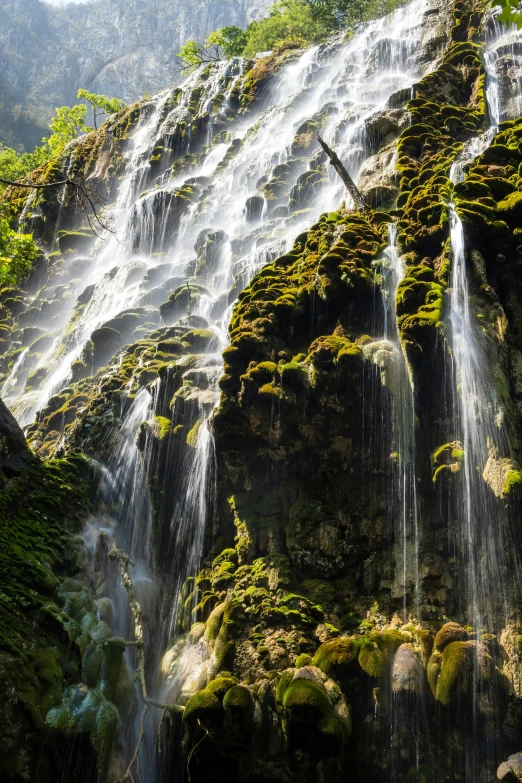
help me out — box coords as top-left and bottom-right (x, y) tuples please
(0, 0), (271, 149)
(4, 0), (522, 781)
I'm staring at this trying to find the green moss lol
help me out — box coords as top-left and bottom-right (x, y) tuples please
(186, 419), (202, 448)
(212, 548), (238, 568)
(434, 622), (467, 652)
(503, 469), (522, 496)
(183, 688), (222, 722)
(312, 637), (358, 675)
(281, 677), (331, 716)
(431, 443), (464, 482)
(427, 650), (442, 697)
(206, 676), (238, 699)
(435, 641), (476, 706)
(0, 454), (93, 653)
(46, 685), (118, 778)
(222, 685), (254, 726)
(204, 602), (226, 643)
(153, 415), (172, 440)
(358, 640), (386, 678)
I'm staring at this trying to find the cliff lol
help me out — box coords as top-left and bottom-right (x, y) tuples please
(0, 0), (271, 149)
(3, 0), (522, 780)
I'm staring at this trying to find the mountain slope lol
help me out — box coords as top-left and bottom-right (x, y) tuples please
(0, 0), (271, 149)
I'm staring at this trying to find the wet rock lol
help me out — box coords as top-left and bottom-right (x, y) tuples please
(159, 284), (210, 324)
(0, 397), (29, 476)
(498, 754), (522, 781)
(392, 644), (423, 694)
(245, 194), (265, 222)
(138, 276), (184, 307)
(181, 328), (219, 353)
(57, 230), (95, 254)
(194, 229), (229, 281)
(88, 326), (123, 368)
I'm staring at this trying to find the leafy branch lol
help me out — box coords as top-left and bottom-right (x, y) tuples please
(496, 0), (522, 27)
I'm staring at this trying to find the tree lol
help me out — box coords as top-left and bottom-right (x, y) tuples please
(176, 39), (221, 70)
(0, 145), (49, 193)
(46, 104), (92, 156)
(497, 0), (522, 27)
(77, 89), (125, 130)
(206, 25), (248, 57)
(0, 90), (127, 285)
(0, 206), (38, 286)
(242, 0), (325, 57)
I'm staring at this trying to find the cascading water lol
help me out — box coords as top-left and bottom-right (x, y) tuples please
(447, 11), (522, 630)
(443, 15), (522, 781)
(8, 0), (430, 427)
(2, 0), (439, 778)
(364, 223), (426, 778)
(365, 224), (418, 611)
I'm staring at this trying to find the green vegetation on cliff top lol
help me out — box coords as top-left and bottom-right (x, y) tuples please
(177, 0), (410, 68)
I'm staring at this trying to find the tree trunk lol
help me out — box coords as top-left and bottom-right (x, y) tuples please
(316, 134), (368, 212)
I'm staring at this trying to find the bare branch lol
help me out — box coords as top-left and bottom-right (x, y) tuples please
(148, 698), (184, 712)
(156, 708), (168, 761)
(1, 174), (115, 238)
(187, 720), (210, 782)
(316, 134), (368, 212)
(0, 176), (71, 189)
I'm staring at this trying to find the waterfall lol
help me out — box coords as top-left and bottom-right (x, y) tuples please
(2, 0), (438, 778)
(365, 224), (418, 612)
(447, 12), (522, 630)
(0, 347), (28, 401)
(8, 0), (430, 428)
(448, 206), (508, 622)
(443, 17), (522, 779)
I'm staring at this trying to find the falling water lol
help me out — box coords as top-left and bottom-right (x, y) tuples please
(447, 11), (522, 630)
(8, 0), (430, 427)
(1, 0), (436, 777)
(365, 224), (419, 613)
(0, 347), (28, 401)
(99, 387), (153, 562)
(84, 387), (158, 777)
(439, 15), (522, 781)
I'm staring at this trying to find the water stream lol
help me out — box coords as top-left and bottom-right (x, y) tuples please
(443, 16), (522, 779)
(447, 11), (522, 632)
(365, 224), (418, 612)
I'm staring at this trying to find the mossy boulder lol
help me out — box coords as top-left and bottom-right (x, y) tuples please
(312, 637), (359, 677)
(183, 688), (223, 726)
(434, 622), (467, 652)
(222, 685), (255, 728)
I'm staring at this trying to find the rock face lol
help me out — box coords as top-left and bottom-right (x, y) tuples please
(0, 397), (29, 475)
(4, 0), (522, 781)
(0, 0), (271, 148)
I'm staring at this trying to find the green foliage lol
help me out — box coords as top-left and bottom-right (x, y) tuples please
(0, 205), (39, 285)
(0, 144), (49, 191)
(77, 89), (125, 117)
(497, 0), (522, 28)
(177, 40), (210, 69)
(177, 0), (410, 66)
(47, 104), (92, 156)
(242, 1), (326, 56)
(0, 88), (123, 285)
(306, 0), (408, 31)
(206, 26), (248, 57)
(77, 89), (125, 130)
